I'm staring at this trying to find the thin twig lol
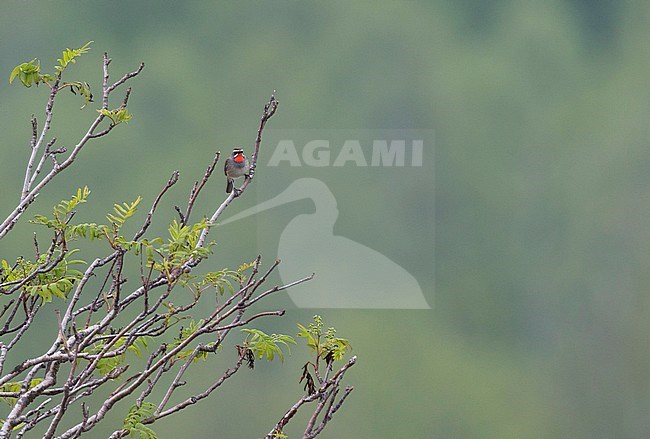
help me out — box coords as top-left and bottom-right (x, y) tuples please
(194, 94), (279, 250)
(265, 356), (357, 439)
(0, 56), (144, 240)
(182, 151), (221, 225)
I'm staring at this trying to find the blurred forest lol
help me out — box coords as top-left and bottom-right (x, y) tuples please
(1, 1), (649, 437)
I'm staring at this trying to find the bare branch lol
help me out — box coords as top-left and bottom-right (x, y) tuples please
(0, 52), (144, 240)
(21, 76), (60, 201)
(194, 94), (279, 250)
(182, 151), (220, 225)
(1, 62), (352, 438)
(152, 347), (248, 420)
(107, 63), (145, 95)
(265, 356), (357, 439)
(133, 170), (180, 241)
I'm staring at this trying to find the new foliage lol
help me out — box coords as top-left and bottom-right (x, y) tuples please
(0, 42), (355, 439)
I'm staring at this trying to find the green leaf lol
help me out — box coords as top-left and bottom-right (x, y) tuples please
(55, 41), (93, 72)
(9, 65), (20, 84)
(8, 59), (45, 87)
(50, 283), (65, 299)
(107, 195), (142, 229)
(123, 402), (158, 439)
(98, 108), (134, 126)
(242, 329), (296, 362)
(298, 316), (351, 362)
(1, 379), (43, 406)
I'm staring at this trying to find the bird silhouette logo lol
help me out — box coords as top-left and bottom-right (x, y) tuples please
(220, 178), (430, 309)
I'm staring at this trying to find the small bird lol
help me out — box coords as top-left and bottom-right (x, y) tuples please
(224, 148), (250, 194)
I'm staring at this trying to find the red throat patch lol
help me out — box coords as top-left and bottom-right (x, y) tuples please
(234, 154), (244, 163)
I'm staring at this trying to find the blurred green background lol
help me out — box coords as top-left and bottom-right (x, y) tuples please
(1, 1), (650, 437)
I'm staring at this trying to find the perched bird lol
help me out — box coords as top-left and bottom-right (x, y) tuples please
(224, 148), (250, 194)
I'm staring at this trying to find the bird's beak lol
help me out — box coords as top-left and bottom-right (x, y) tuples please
(219, 182), (302, 226)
